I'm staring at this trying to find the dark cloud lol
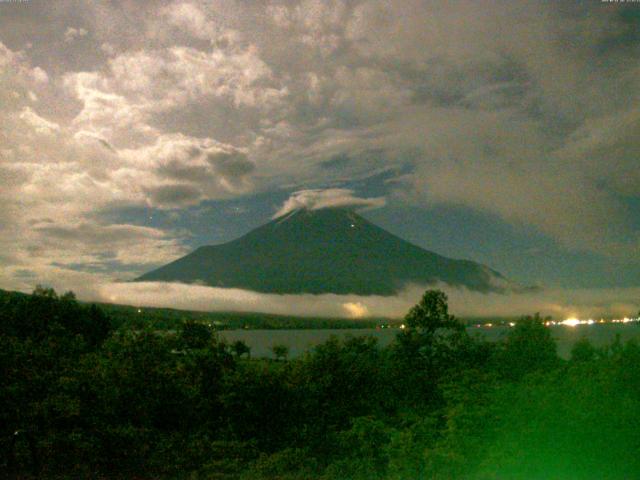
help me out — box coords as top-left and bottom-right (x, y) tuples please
(12, 269), (37, 280)
(158, 160), (210, 183)
(207, 151), (255, 179)
(33, 222), (175, 246)
(320, 153), (351, 170)
(145, 183), (203, 207)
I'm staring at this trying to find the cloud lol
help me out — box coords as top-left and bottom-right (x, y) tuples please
(159, 1), (220, 42)
(85, 281), (640, 320)
(0, 41), (261, 287)
(273, 188), (386, 218)
(19, 107), (60, 135)
(144, 183), (203, 208)
(17, 219), (185, 266)
(64, 27), (88, 43)
(1, 2), (640, 297)
(0, 42), (49, 108)
(63, 40), (287, 147)
(100, 43), (116, 56)
(0, 42), (191, 284)
(120, 133), (256, 208)
(342, 301), (370, 318)
(266, 0), (347, 56)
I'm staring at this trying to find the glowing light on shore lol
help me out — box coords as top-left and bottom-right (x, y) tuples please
(468, 316), (640, 330)
(559, 316), (639, 327)
(342, 302), (369, 318)
(561, 318), (581, 327)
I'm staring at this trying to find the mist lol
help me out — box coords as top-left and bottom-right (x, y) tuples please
(93, 281), (640, 320)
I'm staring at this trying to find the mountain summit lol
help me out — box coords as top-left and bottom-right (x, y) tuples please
(136, 208), (510, 295)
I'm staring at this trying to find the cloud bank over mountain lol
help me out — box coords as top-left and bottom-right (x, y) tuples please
(95, 281), (640, 320)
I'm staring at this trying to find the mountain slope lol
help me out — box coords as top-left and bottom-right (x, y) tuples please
(136, 208), (509, 295)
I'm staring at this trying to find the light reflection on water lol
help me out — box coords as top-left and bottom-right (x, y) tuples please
(219, 324), (640, 360)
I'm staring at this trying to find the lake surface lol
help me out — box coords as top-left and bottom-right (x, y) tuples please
(219, 324), (640, 359)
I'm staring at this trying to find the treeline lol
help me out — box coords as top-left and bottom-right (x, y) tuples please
(2, 288), (640, 478)
(90, 301), (385, 330)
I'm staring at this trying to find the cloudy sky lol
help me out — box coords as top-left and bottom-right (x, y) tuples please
(1, 0), (639, 317)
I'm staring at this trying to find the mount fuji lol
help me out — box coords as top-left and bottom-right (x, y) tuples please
(136, 208), (512, 295)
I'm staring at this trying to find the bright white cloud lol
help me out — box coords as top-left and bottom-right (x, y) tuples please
(274, 188), (386, 218)
(0, 42), (192, 286)
(160, 1), (218, 41)
(64, 41), (286, 144)
(19, 107), (60, 135)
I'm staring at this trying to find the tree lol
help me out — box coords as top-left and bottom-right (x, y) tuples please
(231, 340), (251, 359)
(60, 290), (77, 302)
(179, 320), (212, 349)
(394, 290), (467, 407)
(32, 284), (57, 299)
(295, 336), (394, 440)
(570, 337), (597, 363)
(497, 313), (558, 380)
(271, 344), (289, 362)
(404, 290), (462, 334)
(85, 304), (112, 346)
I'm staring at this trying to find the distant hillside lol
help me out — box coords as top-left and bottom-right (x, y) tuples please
(137, 207), (512, 295)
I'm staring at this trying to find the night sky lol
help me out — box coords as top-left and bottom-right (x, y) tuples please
(1, 0), (639, 317)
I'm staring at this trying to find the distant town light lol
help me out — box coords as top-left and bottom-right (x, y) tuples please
(561, 318), (580, 327)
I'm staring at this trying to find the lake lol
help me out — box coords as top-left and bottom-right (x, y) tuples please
(219, 323), (640, 359)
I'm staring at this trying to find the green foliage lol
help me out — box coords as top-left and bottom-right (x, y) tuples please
(231, 339), (251, 358)
(1, 287), (639, 479)
(392, 290), (472, 409)
(270, 343), (289, 361)
(323, 417), (392, 480)
(244, 447), (318, 480)
(33, 284), (58, 299)
(473, 358), (640, 479)
(222, 362), (298, 451)
(495, 313), (559, 380)
(404, 290), (461, 334)
(179, 319), (214, 349)
(385, 415), (440, 480)
(570, 336), (598, 362)
(294, 336), (396, 439)
(0, 286), (112, 345)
